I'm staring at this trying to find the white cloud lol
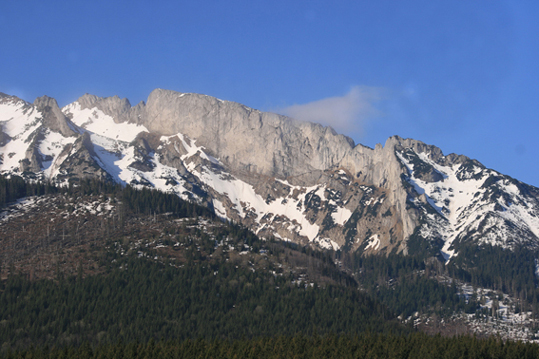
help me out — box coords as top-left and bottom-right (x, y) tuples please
(279, 86), (384, 136)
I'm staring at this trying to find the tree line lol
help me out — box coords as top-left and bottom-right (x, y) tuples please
(5, 332), (539, 359)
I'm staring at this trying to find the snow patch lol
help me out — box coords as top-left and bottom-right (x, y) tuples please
(63, 102), (148, 143)
(366, 234), (381, 250)
(315, 237), (339, 250)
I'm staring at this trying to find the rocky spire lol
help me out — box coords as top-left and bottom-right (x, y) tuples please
(33, 96), (75, 137)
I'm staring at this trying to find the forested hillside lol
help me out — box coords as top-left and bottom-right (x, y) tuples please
(0, 175), (402, 351)
(0, 257), (403, 350)
(2, 175), (539, 355)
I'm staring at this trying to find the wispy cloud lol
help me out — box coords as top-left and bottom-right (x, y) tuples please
(279, 86), (384, 136)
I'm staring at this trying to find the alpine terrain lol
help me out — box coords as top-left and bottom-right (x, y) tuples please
(1, 89), (538, 260)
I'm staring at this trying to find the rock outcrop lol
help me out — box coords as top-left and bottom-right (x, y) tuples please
(33, 96), (75, 138)
(77, 94), (145, 124)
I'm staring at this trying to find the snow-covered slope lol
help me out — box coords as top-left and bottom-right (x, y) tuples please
(0, 95), (77, 180)
(60, 94), (394, 251)
(396, 145), (539, 258)
(1, 90), (539, 259)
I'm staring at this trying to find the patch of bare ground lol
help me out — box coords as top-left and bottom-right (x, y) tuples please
(0, 193), (350, 288)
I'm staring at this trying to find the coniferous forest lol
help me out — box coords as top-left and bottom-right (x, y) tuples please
(2, 175), (539, 358)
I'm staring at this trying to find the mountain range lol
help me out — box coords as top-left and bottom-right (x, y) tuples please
(1, 89), (538, 261)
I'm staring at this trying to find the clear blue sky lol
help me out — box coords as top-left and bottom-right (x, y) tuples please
(2, 1), (538, 187)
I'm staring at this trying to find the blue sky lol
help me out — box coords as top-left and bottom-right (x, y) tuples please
(2, 1), (539, 186)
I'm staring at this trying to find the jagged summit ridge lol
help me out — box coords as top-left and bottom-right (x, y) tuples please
(1, 89), (538, 259)
(77, 88), (357, 182)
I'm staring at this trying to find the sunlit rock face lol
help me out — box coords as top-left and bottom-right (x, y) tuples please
(1, 89), (538, 257)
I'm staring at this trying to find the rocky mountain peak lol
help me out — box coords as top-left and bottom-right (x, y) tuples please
(0, 92), (12, 100)
(67, 89), (357, 183)
(76, 93), (143, 124)
(390, 136), (472, 168)
(0, 93), (28, 107)
(141, 88), (357, 183)
(33, 95), (75, 137)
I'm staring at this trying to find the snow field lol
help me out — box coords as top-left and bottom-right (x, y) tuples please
(63, 103), (148, 143)
(397, 150), (539, 258)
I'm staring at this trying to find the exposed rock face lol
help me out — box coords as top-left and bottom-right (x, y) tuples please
(67, 89), (416, 253)
(1, 89), (539, 259)
(75, 88), (358, 182)
(77, 94), (145, 124)
(141, 89), (356, 182)
(53, 132), (113, 183)
(33, 96), (75, 137)
(0, 130), (11, 147)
